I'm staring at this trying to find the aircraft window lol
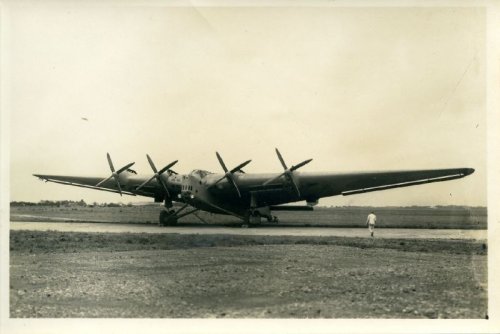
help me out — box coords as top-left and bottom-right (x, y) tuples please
(193, 170), (212, 178)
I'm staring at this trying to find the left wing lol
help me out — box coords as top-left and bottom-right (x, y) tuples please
(33, 174), (161, 198)
(33, 153), (179, 199)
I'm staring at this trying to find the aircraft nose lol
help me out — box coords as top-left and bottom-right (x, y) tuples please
(181, 188), (195, 199)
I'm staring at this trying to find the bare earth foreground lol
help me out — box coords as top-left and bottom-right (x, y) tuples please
(10, 231), (487, 318)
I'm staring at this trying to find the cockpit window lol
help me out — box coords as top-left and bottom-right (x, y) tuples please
(192, 170), (213, 178)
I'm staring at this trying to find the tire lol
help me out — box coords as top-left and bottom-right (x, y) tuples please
(159, 211), (178, 226)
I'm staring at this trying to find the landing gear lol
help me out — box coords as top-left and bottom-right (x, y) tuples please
(243, 200), (279, 227)
(242, 210), (263, 227)
(159, 198), (177, 226)
(159, 210), (178, 226)
(158, 200), (199, 227)
(267, 215), (279, 223)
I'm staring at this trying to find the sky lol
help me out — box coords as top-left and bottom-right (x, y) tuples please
(4, 4), (487, 206)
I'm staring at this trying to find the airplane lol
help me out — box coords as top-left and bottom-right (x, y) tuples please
(33, 149), (475, 227)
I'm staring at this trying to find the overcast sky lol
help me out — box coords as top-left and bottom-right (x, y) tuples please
(5, 4), (486, 206)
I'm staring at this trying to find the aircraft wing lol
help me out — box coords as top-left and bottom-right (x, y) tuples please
(297, 167), (475, 199)
(238, 167), (474, 205)
(32, 174), (155, 197)
(34, 167), (474, 207)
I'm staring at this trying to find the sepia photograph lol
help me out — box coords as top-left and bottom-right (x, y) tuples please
(1, 1), (499, 333)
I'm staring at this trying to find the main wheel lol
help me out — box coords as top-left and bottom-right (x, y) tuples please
(267, 215), (279, 223)
(243, 210), (262, 227)
(159, 211), (168, 226)
(249, 213), (261, 225)
(159, 211), (178, 226)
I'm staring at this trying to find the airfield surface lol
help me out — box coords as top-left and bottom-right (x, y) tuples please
(10, 221), (486, 240)
(9, 205), (488, 318)
(10, 230), (487, 318)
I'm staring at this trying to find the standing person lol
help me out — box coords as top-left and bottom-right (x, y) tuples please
(366, 211), (377, 237)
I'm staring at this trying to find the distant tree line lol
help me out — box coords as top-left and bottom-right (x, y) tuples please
(10, 201), (484, 210)
(10, 200), (134, 207)
(10, 200), (87, 207)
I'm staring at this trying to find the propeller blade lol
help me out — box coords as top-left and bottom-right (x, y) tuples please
(214, 152), (250, 197)
(263, 149), (311, 197)
(116, 162), (136, 174)
(216, 152), (228, 173)
(106, 153), (115, 172)
(136, 175), (157, 191)
(96, 175), (113, 187)
(158, 160), (178, 175)
(98, 154), (134, 196)
(290, 158), (313, 171)
(263, 172), (286, 185)
(144, 155), (176, 196)
(214, 175), (227, 185)
(230, 159), (252, 174)
(226, 174), (242, 198)
(289, 175), (301, 197)
(213, 171), (243, 196)
(275, 148), (288, 170)
(113, 174), (123, 196)
(157, 177), (170, 196)
(146, 154), (158, 173)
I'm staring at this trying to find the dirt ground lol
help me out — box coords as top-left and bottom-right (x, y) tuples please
(10, 231), (487, 318)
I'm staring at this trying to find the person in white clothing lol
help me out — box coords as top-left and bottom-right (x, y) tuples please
(366, 211), (377, 237)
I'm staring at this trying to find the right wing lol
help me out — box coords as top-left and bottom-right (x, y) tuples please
(298, 167), (475, 199)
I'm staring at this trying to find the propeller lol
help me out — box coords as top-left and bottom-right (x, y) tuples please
(263, 148), (312, 197)
(95, 153), (135, 196)
(213, 152), (251, 197)
(136, 154), (178, 197)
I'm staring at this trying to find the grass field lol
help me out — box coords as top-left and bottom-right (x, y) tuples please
(9, 230), (487, 255)
(10, 205), (487, 229)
